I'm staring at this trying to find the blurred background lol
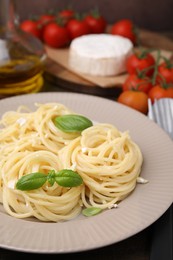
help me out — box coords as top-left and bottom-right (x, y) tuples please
(15, 0), (173, 32)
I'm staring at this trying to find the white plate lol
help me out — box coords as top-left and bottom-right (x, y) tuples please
(0, 92), (173, 253)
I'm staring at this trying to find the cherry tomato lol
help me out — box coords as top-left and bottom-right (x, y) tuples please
(111, 19), (137, 44)
(59, 9), (75, 20)
(117, 90), (148, 114)
(38, 14), (55, 25)
(20, 19), (42, 40)
(58, 9), (75, 26)
(66, 18), (91, 40)
(156, 62), (173, 84)
(123, 74), (153, 93)
(43, 22), (70, 48)
(126, 50), (155, 77)
(36, 14), (55, 40)
(148, 84), (173, 103)
(84, 11), (107, 33)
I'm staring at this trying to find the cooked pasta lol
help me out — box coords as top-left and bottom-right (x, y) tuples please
(0, 102), (143, 222)
(58, 124), (143, 209)
(1, 150), (82, 222)
(0, 102), (80, 157)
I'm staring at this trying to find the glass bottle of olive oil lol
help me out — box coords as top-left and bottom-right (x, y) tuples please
(0, 0), (47, 97)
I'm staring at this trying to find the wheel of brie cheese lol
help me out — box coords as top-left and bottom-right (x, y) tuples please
(68, 34), (133, 77)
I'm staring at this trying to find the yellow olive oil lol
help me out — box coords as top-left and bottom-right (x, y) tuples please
(0, 0), (47, 97)
(0, 56), (44, 84)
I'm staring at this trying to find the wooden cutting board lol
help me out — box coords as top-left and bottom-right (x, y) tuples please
(44, 29), (173, 95)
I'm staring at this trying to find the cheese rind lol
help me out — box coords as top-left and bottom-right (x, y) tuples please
(68, 34), (133, 76)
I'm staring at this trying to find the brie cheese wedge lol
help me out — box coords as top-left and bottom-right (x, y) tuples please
(68, 34), (133, 76)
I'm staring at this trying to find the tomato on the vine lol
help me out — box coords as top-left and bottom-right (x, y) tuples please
(59, 9), (75, 20)
(36, 14), (55, 40)
(66, 18), (91, 40)
(43, 22), (70, 48)
(117, 90), (148, 114)
(84, 9), (107, 33)
(148, 84), (173, 103)
(123, 73), (153, 93)
(38, 14), (55, 25)
(111, 19), (138, 45)
(58, 8), (75, 25)
(126, 50), (155, 77)
(156, 61), (173, 84)
(20, 19), (42, 40)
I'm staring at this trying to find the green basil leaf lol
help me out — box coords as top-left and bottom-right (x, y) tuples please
(47, 170), (56, 186)
(54, 114), (93, 133)
(16, 172), (47, 191)
(55, 169), (83, 187)
(82, 207), (102, 217)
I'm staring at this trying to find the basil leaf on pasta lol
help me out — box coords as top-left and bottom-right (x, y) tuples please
(82, 207), (102, 217)
(16, 172), (47, 191)
(16, 169), (83, 190)
(55, 169), (83, 187)
(47, 170), (56, 186)
(54, 114), (93, 133)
